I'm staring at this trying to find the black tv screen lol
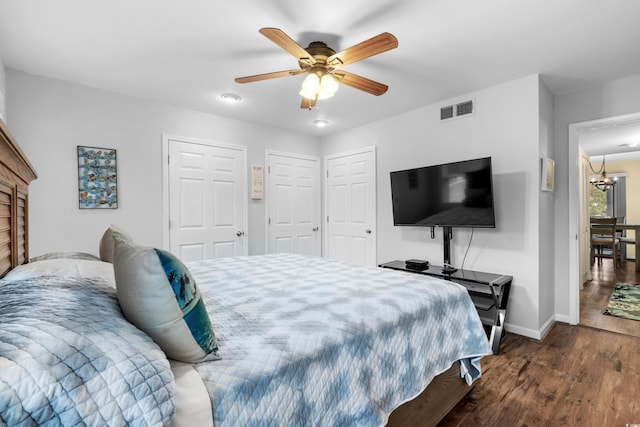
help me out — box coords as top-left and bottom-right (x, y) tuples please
(390, 157), (496, 228)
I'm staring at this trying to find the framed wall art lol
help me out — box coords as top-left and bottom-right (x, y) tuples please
(540, 157), (555, 192)
(77, 146), (118, 209)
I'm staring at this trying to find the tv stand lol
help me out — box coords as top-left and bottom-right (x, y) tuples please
(441, 265), (458, 274)
(442, 226), (453, 266)
(379, 260), (512, 354)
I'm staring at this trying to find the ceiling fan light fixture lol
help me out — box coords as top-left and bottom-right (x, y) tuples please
(299, 73), (338, 101)
(299, 74), (320, 99)
(317, 74), (339, 100)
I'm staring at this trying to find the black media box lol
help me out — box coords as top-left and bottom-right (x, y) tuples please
(405, 259), (430, 270)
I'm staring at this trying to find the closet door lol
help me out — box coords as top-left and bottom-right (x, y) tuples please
(167, 137), (247, 262)
(266, 151), (321, 257)
(324, 147), (376, 266)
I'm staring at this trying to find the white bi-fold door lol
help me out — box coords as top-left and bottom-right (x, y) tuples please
(266, 151), (321, 257)
(324, 147), (376, 266)
(579, 147), (592, 285)
(163, 135), (247, 262)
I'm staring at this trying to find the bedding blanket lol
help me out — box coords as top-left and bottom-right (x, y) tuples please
(0, 277), (175, 426)
(188, 254), (492, 427)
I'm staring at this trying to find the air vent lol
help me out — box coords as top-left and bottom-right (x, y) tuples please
(456, 100), (473, 116)
(440, 105), (454, 120)
(440, 99), (474, 121)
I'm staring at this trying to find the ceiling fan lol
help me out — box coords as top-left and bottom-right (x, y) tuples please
(235, 28), (398, 109)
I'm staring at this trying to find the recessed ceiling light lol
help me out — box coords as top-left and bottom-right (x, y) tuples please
(313, 120), (330, 128)
(220, 93), (241, 103)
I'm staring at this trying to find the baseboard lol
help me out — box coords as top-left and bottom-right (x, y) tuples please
(504, 315), (564, 341)
(539, 316), (557, 339)
(504, 323), (543, 340)
(554, 314), (571, 324)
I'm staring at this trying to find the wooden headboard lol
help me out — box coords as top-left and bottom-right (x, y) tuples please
(0, 118), (37, 277)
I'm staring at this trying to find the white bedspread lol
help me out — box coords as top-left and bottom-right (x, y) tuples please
(187, 254), (491, 427)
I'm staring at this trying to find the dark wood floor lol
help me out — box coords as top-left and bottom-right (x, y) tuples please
(580, 259), (640, 337)
(439, 259), (640, 426)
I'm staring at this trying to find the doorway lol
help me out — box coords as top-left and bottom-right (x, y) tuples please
(569, 112), (640, 333)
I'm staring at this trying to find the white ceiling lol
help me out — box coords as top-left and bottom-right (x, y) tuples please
(2, 0), (640, 152)
(579, 118), (640, 161)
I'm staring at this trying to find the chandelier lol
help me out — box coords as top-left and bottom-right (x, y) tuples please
(589, 155), (616, 191)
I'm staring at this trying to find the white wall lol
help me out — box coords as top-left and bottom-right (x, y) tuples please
(6, 70), (321, 257)
(13, 63), (618, 337)
(538, 76), (555, 331)
(321, 74), (543, 337)
(554, 73), (640, 319)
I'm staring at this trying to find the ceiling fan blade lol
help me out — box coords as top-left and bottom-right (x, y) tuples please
(327, 32), (398, 68)
(300, 97), (317, 109)
(259, 28), (316, 66)
(333, 71), (389, 96)
(235, 69), (304, 84)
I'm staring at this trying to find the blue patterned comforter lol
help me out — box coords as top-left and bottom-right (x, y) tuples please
(188, 254), (492, 427)
(0, 277), (175, 426)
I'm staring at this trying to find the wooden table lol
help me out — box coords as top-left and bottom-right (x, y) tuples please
(616, 223), (639, 271)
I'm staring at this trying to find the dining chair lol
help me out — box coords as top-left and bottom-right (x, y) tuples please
(614, 216), (632, 261)
(619, 233), (636, 262)
(590, 217), (622, 268)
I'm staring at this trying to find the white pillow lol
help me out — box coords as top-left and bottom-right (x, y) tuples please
(4, 259), (115, 287)
(113, 238), (219, 363)
(99, 225), (132, 263)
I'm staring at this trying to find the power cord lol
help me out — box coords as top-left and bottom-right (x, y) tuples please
(460, 228), (475, 271)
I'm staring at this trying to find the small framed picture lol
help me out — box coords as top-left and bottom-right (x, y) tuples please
(541, 157), (555, 192)
(77, 146), (118, 208)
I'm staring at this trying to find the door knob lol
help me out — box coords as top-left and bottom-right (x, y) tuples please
(312, 227), (319, 232)
(236, 231), (245, 237)
(365, 229), (372, 234)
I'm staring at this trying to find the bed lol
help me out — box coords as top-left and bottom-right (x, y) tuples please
(0, 118), (492, 426)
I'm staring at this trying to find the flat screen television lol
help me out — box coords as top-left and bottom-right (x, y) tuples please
(390, 157), (496, 228)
